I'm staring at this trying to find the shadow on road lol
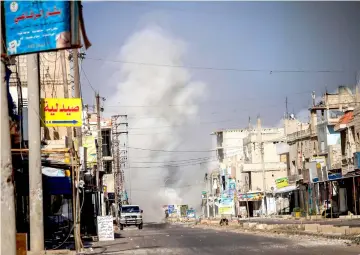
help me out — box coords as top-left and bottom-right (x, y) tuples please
(144, 222), (169, 229)
(89, 245), (161, 255)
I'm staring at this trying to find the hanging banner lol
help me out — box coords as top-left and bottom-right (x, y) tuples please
(238, 192), (263, 201)
(41, 98), (82, 127)
(3, 1), (80, 56)
(83, 135), (97, 165)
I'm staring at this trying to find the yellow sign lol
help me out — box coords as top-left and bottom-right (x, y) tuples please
(280, 154), (287, 163)
(83, 135), (97, 165)
(219, 205), (233, 215)
(316, 163), (321, 169)
(275, 177), (289, 189)
(41, 98), (82, 127)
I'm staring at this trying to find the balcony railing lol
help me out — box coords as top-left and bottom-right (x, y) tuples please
(287, 128), (316, 142)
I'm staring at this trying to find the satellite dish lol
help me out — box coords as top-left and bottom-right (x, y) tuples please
(290, 114), (295, 119)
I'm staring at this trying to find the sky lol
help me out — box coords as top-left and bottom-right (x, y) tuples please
(79, 1), (360, 217)
(81, 1), (360, 127)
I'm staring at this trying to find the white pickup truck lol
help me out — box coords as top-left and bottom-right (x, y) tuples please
(119, 205), (143, 230)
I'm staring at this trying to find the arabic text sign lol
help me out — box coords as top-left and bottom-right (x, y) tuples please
(4, 1), (78, 56)
(97, 216), (114, 242)
(275, 177), (289, 189)
(41, 98), (82, 127)
(218, 205), (233, 215)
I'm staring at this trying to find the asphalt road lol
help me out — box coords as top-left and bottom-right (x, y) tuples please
(90, 223), (360, 255)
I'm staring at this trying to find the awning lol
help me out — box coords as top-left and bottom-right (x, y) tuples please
(42, 167), (66, 177)
(274, 185), (297, 194)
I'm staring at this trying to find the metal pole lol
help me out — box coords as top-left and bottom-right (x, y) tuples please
(27, 53), (44, 252)
(1, 52), (17, 255)
(211, 174), (215, 218)
(257, 116), (267, 216)
(60, 51), (72, 140)
(72, 48), (83, 252)
(96, 93), (102, 215)
(353, 177), (357, 215)
(206, 176), (210, 218)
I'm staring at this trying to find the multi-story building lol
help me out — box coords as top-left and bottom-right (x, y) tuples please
(212, 117), (288, 216)
(242, 117), (287, 194)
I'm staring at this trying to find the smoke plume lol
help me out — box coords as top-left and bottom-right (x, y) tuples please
(106, 25), (207, 222)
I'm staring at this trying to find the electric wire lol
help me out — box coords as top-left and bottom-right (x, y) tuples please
(85, 57), (349, 74)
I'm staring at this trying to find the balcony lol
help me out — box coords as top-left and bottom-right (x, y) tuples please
(241, 162), (287, 172)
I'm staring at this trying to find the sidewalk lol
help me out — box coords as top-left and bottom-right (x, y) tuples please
(238, 216), (360, 227)
(199, 217), (360, 241)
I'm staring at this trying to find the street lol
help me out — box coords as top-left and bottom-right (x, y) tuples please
(90, 223), (360, 255)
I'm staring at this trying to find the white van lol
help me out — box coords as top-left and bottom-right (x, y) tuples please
(119, 205), (143, 230)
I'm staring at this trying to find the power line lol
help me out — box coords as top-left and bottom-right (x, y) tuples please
(128, 146), (215, 153)
(80, 62), (96, 93)
(129, 156), (215, 164)
(104, 90), (313, 109)
(126, 158), (217, 168)
(85, 57), (348, 74)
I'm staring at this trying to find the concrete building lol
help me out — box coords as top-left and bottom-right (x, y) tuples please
(212, 127), (250, 190)
(334, 109), (356, 176)
(286, 87), (358, 182)
(241, 119), (287, 194)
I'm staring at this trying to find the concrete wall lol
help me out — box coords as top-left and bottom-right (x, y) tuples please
(353, 107), (360, 151)
(250, 169), (287, 192)
(103, 174), (114, 193)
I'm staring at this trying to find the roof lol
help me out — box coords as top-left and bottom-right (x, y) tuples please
(334, 111), (353, 131)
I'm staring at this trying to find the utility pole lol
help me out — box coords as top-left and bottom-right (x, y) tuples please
(60, 51), (72, 141)
(111, 115), (128, 222)
(211, 173), (215, 218)
(1, 36), (17, 255)
(72, 48), (83, 252)
(257, 115), (267, 216)
(27, 53), (45, 252)
(95, 93), (102, 216)
(206, 173), (210, 218)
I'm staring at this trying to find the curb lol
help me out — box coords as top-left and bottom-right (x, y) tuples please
(196, 221), (360, 244)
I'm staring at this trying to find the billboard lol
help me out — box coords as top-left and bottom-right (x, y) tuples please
(3, 1), (80, 56)
(41, 98), (82, 127)
(180, 205), (188, 217)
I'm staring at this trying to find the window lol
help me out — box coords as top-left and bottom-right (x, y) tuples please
(103, 161), (112, 173)
(102, 129), (112, 157)
(122, 206), (140, 213)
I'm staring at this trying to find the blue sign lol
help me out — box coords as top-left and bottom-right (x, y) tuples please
(4, 1), (72, 55)
(168, 205), (175, 214)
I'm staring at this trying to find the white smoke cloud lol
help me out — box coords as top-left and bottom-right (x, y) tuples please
(105, 25), (207, 222)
